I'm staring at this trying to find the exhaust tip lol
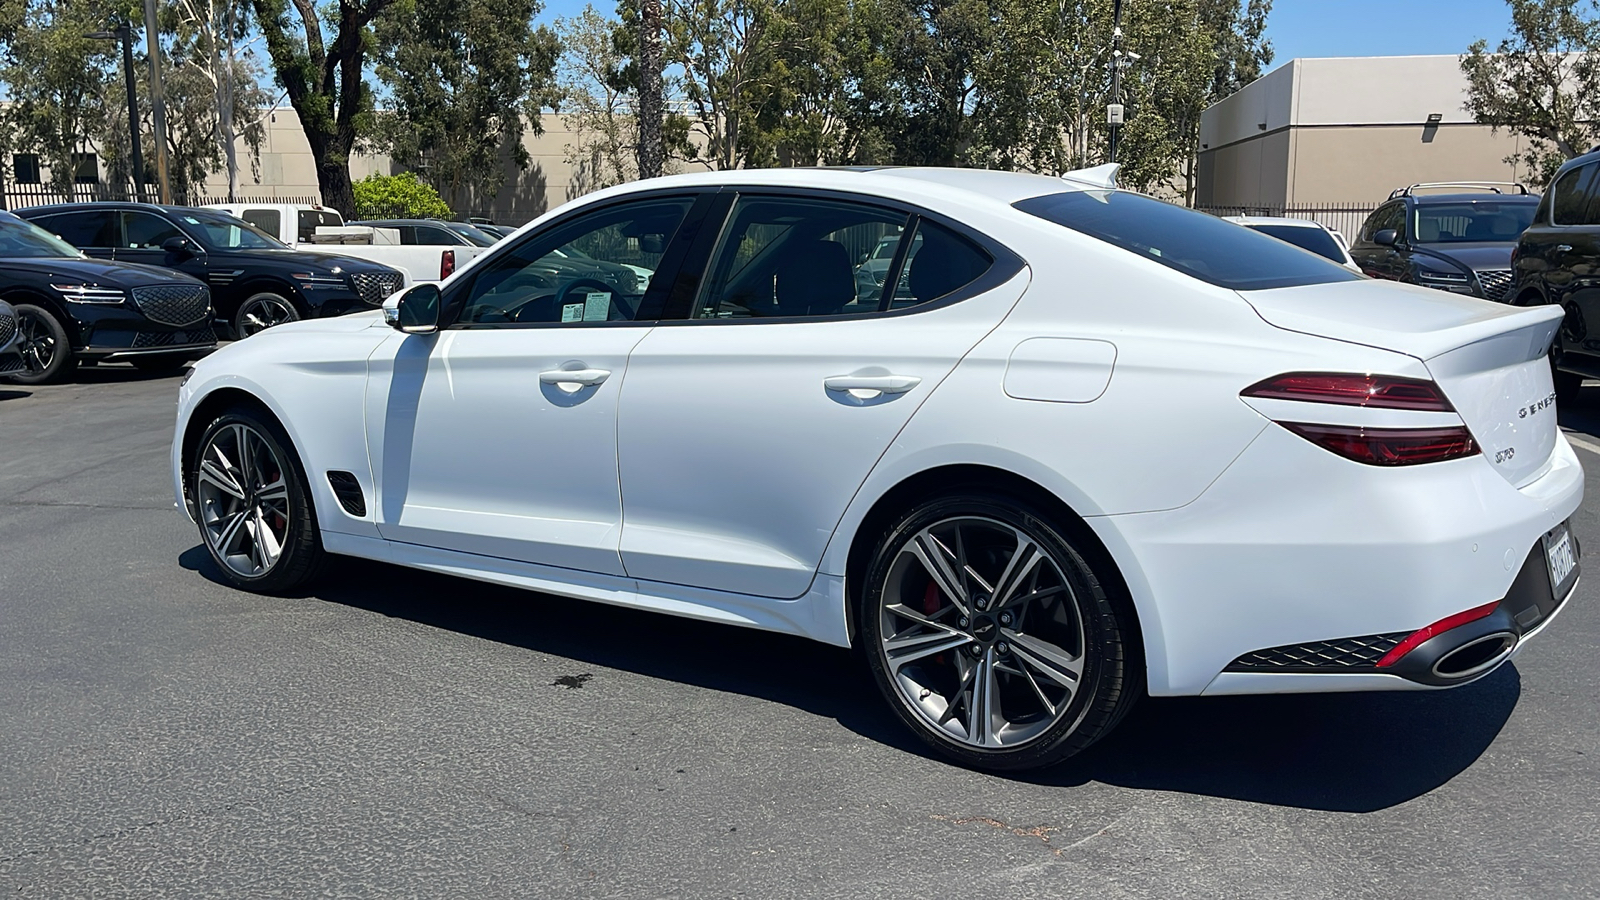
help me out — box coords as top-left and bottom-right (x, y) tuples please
(1431, 632), (1516, 680)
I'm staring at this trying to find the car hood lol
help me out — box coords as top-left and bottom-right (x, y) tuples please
(1409, 242), (1515, 272)
(0, 256), (204, 287)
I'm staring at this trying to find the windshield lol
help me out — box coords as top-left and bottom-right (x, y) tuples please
(1246, 223), (1346, 264)
(1015, 191), (1361, 291)
(177, 210), (287, 250)
(0, 215), (82, 258)
(446, 222), (498, 247)
(1412, 201), (1537, 244)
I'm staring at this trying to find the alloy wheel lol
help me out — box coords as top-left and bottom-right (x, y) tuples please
(196, 422), (292, 578)
(15, 309), (58, 375)
(876, 516), (1087, 750)
(236, 295), (298, 337)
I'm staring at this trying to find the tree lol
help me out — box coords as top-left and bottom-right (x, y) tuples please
(250, 0), (395, 215)
(164, 0), (276, 200)
(373, 0), (561, 212)
(1462, 0), (1600, 187)
(558, 6), (641, 192)
(352, 171), (453, 218)
(0, 0), (120, 195)
(666, 0), (777, 169)
(637, 0), (665, 177)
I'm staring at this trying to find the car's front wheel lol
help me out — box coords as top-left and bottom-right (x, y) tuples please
(191, 408), (326, 592)
(5, 304), (72, 385)
(859, 492), (1138, 771)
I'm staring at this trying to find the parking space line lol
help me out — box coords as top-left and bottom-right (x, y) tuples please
(1562, 430), (1600, 456)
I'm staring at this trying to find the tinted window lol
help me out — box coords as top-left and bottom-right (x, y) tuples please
(446, 222), (497, 247)
(1015, 191), (1360, 291)
(414, 225), (464, 245)
(1552, 164), (1597, 226)
(35, 210), (116, 248)
(696, 196), (917, 319)
(241, 209), (282, 237)
(1362, 203), (1404, 242)
(455, 197), (692, 325)
(122, 211), (183, 249)
(1245, 223), (1345, 263)
(1413, 200), (1537, 242)
(895, 221), (991, 308)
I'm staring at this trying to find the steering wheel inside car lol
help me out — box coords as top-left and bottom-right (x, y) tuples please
(516, 277), (635, 323)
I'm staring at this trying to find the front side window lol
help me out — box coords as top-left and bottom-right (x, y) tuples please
(122, 211), (183, 249)
(34, 210), (116, 248)
(1015, 190), (1360, 291)
(453, 197), (693, 326)
(176, 211), (285, 250)
(694, 196), (916, 319)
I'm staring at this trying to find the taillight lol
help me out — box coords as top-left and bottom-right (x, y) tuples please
(1279, 422), (1478, 466)
(440, 249), (455, 279)
(1242, 372), (1455, 411)
(1376, 601), (1500, 667)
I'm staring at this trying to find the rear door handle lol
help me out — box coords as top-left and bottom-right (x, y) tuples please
(823, 374), (922, 397)
(539, 367), (611, 390)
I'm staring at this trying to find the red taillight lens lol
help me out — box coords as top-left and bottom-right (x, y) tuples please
(1279, 422), (1478, 466)
(1376, 601), (1501, 667)
(1242, 372), (1456, 411)
(440, 249), (455, 279)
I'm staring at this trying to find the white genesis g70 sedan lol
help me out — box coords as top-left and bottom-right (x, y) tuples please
(172, 166), (1583, 770)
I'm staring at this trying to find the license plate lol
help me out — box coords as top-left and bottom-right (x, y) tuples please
(1544, 523), (1578, 600)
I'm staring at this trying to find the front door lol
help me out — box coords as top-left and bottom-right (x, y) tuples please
(111, 210), (209, 281)
(616, 193), (1027, 598)
(364, 194), (703, 575)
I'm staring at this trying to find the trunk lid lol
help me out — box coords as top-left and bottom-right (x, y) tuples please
(1242, 280), (1564, 487)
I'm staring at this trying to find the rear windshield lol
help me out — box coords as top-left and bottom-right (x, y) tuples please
(1245, 223), (1345, 264)
(1014, 191), (1362, 291)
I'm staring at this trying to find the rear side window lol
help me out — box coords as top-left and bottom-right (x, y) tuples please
(1015, 191), (1361, 291)
(1553, 164), (1599, 226)
(33, 210), (116, 248)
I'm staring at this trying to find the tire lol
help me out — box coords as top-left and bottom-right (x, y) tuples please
(130, 357), (188, 375)
(234, 291), (300, 338)
(4, 304), (73, 385)
(190, 407), (327, 592)
(858, 491), (1138, 771)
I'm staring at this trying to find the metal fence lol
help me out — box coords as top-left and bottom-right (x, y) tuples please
(1, 181), (322, 211)
(1195, 202), (1379, 242)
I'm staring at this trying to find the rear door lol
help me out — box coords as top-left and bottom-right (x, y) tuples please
(615, 192), (1027, 598)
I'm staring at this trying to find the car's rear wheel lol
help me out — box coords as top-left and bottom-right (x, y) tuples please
(859, 492), (1137, 771)
(191, 408), (326, 592)
(5, 304), (72, 385)
(235, 292), (300, 338)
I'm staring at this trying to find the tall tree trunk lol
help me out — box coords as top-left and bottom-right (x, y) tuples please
(637, 0), (664, 179)
(319, 152), (356, 216)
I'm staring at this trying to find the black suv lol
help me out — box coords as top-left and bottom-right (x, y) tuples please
(1348, 183), (1540, 301)
(17, 202), (404, 338)
(0, 210), (216, 384)
(1511, 148), (1600, 401)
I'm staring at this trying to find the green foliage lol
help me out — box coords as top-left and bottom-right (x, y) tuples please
(372, 0), (562, 209)
(352, 171), (454, 218)
(1462, 0), (1600, 187)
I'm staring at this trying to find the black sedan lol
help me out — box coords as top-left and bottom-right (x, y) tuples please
(0, 211), (217, 384)
(16, 203), (404, 338)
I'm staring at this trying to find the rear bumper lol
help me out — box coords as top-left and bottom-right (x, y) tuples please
(1092, 423), (1584, 696)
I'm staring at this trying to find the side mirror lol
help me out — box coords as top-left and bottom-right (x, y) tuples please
(384, 283), (441, 334)
(1373, 229), (1399, 247)
(161, 236), (195, 256)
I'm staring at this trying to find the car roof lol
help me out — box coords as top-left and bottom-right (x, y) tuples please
(1408, 193), (1540, 205)
(13, 201), (214, 215)
(1223, 216), (1329, 229)
(578, 167), (1093, 211)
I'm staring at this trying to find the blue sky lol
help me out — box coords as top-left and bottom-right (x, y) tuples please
(535, 0), (1520, 66)
(1264, 0), (1514, 65)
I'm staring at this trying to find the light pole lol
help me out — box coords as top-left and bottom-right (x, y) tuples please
(86, 24), (145, 202)
(1107, 0), (1124, 165)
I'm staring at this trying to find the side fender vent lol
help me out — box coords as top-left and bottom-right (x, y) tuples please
(326, 470), (367, 517)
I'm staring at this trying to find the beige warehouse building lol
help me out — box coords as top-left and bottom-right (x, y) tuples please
(1197, 55), (1538, 212)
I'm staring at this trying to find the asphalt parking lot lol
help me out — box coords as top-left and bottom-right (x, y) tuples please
(2, 367), (1598, 899)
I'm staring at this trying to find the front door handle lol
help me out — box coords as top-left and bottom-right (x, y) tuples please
(539, 367), (611, 391)
(823, 374), (922, 398)
(1556, 244), (1574, 253)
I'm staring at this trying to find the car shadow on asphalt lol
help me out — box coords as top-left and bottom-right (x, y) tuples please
(0, 389), (31, 401)
(179, 547), (1519, 814)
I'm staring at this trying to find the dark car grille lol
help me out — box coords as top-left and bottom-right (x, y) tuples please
(0, 312), (15, 348)
(132, 326), (217, 349)
(1476, 268), (1514, 302)
(1225, 632), (1411, 671)
(350, 271), (404, 306)
(131, 284), (212, 326)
